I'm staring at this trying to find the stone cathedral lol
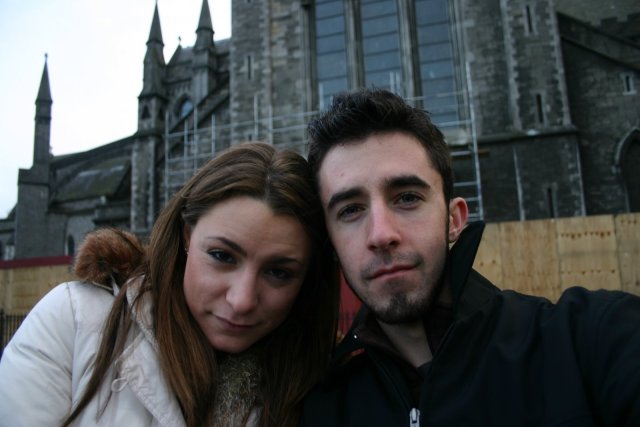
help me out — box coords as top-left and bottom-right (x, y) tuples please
(0, 0), (638, 260)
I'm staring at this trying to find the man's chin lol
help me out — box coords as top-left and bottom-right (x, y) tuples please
(368, 294), (429, 324)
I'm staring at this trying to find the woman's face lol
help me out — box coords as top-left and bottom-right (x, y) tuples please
(183, 196), (311, 353)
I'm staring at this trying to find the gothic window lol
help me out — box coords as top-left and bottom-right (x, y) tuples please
(619, 130), (640, 212)
(535, 92), (546, 125)
(545, 184), (557, 218)
(141, 106), (151, 119)
(415, 0), (459, 125)
(622, 73), (636, 95)
(315, 0), (349, 110)
(179, 99), (194, 119)
(66, 235), (75, 256)
(246, 55), (253, 80)
(524, 4), (537, 36)
(313, 0), (459, 123)
(361, 0), (402, 92)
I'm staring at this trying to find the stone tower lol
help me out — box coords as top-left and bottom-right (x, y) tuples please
(131, 4), (166, 234)
(15, 58), (54, 258)
(230, 0), (312, 151)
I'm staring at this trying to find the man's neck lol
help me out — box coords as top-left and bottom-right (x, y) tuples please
(377, 319), (433, 367)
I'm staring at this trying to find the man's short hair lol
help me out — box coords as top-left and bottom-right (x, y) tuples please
(307, 88), (454, 203)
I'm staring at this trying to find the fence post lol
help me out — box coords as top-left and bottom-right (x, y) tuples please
(0, 309), (4, 358)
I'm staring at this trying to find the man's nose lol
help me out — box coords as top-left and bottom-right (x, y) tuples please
(366, 204), (400, 251)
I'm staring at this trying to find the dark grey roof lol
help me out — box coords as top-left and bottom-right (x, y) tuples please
(53, 156), (130, 203)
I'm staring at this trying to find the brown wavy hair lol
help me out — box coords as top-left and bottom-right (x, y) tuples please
(64, 142), (339, 426)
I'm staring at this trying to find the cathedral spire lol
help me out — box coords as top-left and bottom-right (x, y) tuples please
(36, 54), (52, 104)
(140, 3), (166, 98)
(148, 2), (164, 46)
(138, 3), (167, 131)
(195, 0), (214, 50)
(33, 54), (52, 165)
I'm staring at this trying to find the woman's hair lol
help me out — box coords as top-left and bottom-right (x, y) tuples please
(65, 142), (339, 427)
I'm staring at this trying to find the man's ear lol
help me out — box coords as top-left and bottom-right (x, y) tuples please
(448, 197), (468, 243)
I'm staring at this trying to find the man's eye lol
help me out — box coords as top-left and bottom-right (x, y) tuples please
(337, 205), (362, 220)
(209, 250), (236, 264)
(397, 193), (421, 205)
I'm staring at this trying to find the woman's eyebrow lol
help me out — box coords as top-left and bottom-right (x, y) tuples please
(205, 236), (246, 256)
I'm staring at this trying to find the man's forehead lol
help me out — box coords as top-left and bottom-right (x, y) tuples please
(317, 134), (438, 201)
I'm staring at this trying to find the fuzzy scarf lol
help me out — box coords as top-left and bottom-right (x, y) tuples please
(213, 348), (263, 426)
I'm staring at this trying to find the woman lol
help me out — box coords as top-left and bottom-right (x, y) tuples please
(0, 142), (339, 426)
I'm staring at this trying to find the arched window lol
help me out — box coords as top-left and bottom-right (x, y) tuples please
(179, 99), (193, 119)
(622, 138), (640, 212)
(66, 235), (75, 256)
(616, 128), (640, 212)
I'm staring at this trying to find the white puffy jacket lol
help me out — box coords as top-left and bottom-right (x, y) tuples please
(0, 280), (186, 426)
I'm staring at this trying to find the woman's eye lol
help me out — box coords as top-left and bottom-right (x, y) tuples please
(209, 250), (236, 264)
(265, 268), (294, 281)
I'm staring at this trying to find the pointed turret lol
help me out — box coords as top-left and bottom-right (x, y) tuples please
(138, 3), (167, 132)
(148, 3), (164, 46)
(191, 0), (217, 104)
(36, 58), (52, 104)
(34, 55), (52, 165)
(140, 3), (166, 98)
(195, 0), (215, 50)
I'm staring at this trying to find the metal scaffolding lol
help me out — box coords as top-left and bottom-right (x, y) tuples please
(163, 89), (483, 222)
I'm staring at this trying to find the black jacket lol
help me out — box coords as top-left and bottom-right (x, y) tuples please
(301, 222), (640, 426)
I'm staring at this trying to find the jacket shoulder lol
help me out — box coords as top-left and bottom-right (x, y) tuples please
(0, 281), (113, 425)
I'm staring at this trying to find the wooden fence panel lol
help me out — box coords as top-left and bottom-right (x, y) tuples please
(498, 219), (562, 301)
(473, 222), (503, 285)
(616, 214), (640, 295)
(555, 215), (620, 293)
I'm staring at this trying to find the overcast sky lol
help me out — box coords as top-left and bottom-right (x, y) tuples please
(0, 0), (231, 217)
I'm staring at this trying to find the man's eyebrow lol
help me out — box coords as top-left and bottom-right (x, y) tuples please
(327, 188), (364, 211)
(385, 175), (430, 191)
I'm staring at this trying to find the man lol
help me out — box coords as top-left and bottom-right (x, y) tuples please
(300, 88), (640, 426)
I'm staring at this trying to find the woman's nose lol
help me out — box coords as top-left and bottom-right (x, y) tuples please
(226, 270), (259, 314)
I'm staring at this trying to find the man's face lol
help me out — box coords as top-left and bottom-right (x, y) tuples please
(318, 132), (460, 324)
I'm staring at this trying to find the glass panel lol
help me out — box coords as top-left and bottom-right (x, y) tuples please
(415, 0), (448, 24)
(317, 34), (346, 54)
(417, 22), (451, 44)
(316, 0), (344, 19)
(362, 15), (398, 37)
(364, 51), (402, 72)
(420, 60), (454, 79)
(317, 52), (348, 79)
(361, 1), (397, 19)
(363, 33), (400, 53)
(316, 15), (345, 37)
(419, 42), (452, 62)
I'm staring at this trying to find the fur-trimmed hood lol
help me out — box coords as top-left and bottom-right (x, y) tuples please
(73, 228), (146, 289)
